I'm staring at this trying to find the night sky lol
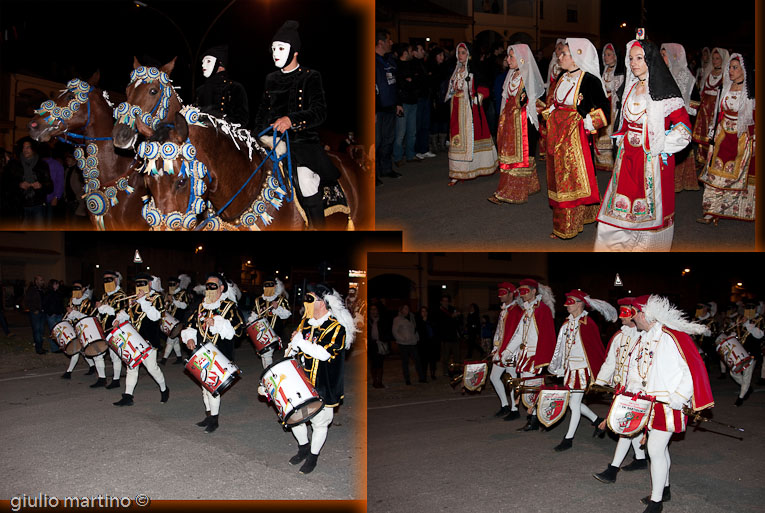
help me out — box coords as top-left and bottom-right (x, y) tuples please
(1, 0), (365, 136)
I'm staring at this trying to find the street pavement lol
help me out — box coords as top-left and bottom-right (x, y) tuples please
(0, 319), (364, 501)
(368, 358), (764, 513)
(375, 152), (755, 251)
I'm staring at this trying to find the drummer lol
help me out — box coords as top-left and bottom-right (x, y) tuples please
(113, 273), (169, 407)
(60, 280), (97, 381)
(94, 270), (130, 389)
(181, 273), (244, 433)
(247, 276), (291, 369)
(160, 273), (191, 365)
(272, 283), (354, 474)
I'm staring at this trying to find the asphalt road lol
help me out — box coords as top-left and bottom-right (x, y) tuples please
(368, 359), (764, 513)
(0, 332), (364, 501)
(375, 152), (755, 251)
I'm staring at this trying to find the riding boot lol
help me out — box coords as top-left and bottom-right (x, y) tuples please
(289, 443), (311, 465)
(302, 193), (325, 230)
(196, 411), (212, 427)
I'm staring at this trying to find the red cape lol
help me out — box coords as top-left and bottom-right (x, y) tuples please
(498, 303), (522, 354)
(531, 301), (556, 369)
(665, 327), (715, 411)
(578, 315), (606, 377)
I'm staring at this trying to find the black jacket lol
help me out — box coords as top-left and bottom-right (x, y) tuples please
(2, 157), (53, 210)
(555, 71), (611, 128)
(396, 59), (419, 105)
(195, 71), (250, 127)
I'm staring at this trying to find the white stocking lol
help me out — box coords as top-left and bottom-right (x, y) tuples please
(611, 436), (633, 467)
(291, 424), (310, 446)
(109, 348), (122, 379)
(297, 166), (321, 197)
(202, 388), (220, 415)
(647, 430), (673, 501)
(564, 392), (597, 439)
(125, 366), (139, 395)
(309, 406), (334, 455)
(142, 348), (166, 391)
(730, 364), (754, 398)
(94, 354), (106, 378)
(261, 349), (274, 369)
(490, 364), (509, 408)
(163, 337), (181, 358)
(66, 353), (80, 373)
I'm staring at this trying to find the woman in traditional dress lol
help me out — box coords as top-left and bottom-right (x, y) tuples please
(543, 38), (610, 239)
(661, 43), (701, 192)
(594, 43), (626, 171)
(692, 48), (730, 166)
(445, 42), (497, 186)
(594, 40), (692, 252)
(538, 38), (565, 161)
(695, 47), (711, 91)
(488, 44), (544, 204)
(698, 53), (755, 224)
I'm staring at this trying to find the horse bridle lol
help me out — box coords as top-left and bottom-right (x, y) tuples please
(34, 79), (113, 144)
(114, 66), (174, 130)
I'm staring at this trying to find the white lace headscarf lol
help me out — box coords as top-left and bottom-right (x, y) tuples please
(565, 38), (606, 95)
(696, 47), (713, 86)
(619, 40), (685, 157)
(720, 53), (755, 137)
(661, 43), (695, 111)
(546, 38), (565, 91)
(502, 44), (544, 129)
(446, 42), (471, 101)
(701, 47), (730, 88)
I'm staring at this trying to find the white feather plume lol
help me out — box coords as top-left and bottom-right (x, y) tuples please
(193, 284), (205, 296)
(538, 284), (556, 318)
(178, 274), (191, 290)
(643, 295), (709, 336)
(115, 271), (123, 286)
(323, 289), (355, 349)
(585, 296), (618, 322)
(82, 286), (93, 301)
(274, 277), (288, 299)
(151, 275), (163, 293)
(708, 301), (718, 317)
(224, 281), (241, 304)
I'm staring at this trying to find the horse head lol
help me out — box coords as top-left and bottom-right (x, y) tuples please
(28, 71), (102, 142)
(112, 57), (181, 149)
(138, 111), (210, 230)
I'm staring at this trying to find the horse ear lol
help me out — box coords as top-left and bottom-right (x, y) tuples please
(87, 70), (101, 86)
(161, 57), (177, 76)
(133, 56), (142, 69)
(174, 112), (189, 141)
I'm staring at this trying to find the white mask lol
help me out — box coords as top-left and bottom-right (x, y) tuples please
(271, 41), (291, 68)
(201, 55), (217, 78)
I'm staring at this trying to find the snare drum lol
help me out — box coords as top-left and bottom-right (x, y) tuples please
(246, 317), (281, 354)
(160, 312), (183, 338)
(75, 316), (108, 357)
(106, 321), (153, 369)
(716, 335), (754, 374)
(260, 358), (324, 426)
(186, 342), (241, 397)
(52, 320), (81, 356)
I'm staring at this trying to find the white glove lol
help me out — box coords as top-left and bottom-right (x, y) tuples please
(668, 394), (686, 411)
(116, 311), (129, 324)
(583, 114), (595, 132)
(257, 385), (267, 397)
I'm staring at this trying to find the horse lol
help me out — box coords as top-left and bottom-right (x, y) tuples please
(27, 71), (147, 230)
(113, 58), (371, 230)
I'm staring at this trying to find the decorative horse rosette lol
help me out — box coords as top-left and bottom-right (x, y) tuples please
(606, 387), (656, 437)
(521, 376), (545, 409)
(536, 386), (570, 427)
(460, 361), (488, 392)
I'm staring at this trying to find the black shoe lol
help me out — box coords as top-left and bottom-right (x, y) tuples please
(85, 366), (96, 375)
(106, 379), (121, 389)
(518, 415), (539, 432)
(173, 356), (183, 365)
(89, 377), (106, 388)
(160, 387), (169, 403)
(196, 411), (211, 427)
(592, 416), (606, 438)
(621, 458), (648, 471)
(593, 464), (619, 483)
(289, 443), (311, 465)
(734, 397), (744, 406)
(503, 410), (520, 421)
(61, 372), (72, 380)
(554, 438), (573, 452)
(494, 406), (511, 417)
(641, 486), (671, 505)
(299, 453), (318, 474)
(641, 500), (663, 513)
(160, 357), (168, 366)
(744, 387), (754, 400)
(113, 393), (134, 406)
(204, 415), (219, 433)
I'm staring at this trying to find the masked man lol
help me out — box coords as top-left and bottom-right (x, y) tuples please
(195, 45), (250, 126)
(488, 282), (522, 421)
(113, 274), (169, 407)
(161, 274), (191, 365)
(262, 283), (354, 474)
(94, 270), (129, 389)
(60, 280), (96, 380)
(254, 20), (343, 229)
(181, 273), (244, 433)
(247, 276), (291, 369)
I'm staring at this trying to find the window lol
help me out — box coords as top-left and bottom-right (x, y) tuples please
(567, 3), (578, 23)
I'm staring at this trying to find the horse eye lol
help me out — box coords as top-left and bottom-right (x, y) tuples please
(177, 178), (188, 188)
(150, 88), (158, 95)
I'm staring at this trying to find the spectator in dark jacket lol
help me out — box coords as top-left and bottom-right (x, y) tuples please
(412, 44), (436, 160)
(42, 279), (66, 352)
(416, 306), (438, 379)
(393, 43), (421, 166)
(375, 29), (403, 183)
(25, 275), (47, 354)
(434, 294), (460, 374)
(1, 138), (52, 228)
(368, 302), (393, 388)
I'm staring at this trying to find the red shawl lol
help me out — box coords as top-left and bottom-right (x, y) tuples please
(665, 327), (715, 411)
